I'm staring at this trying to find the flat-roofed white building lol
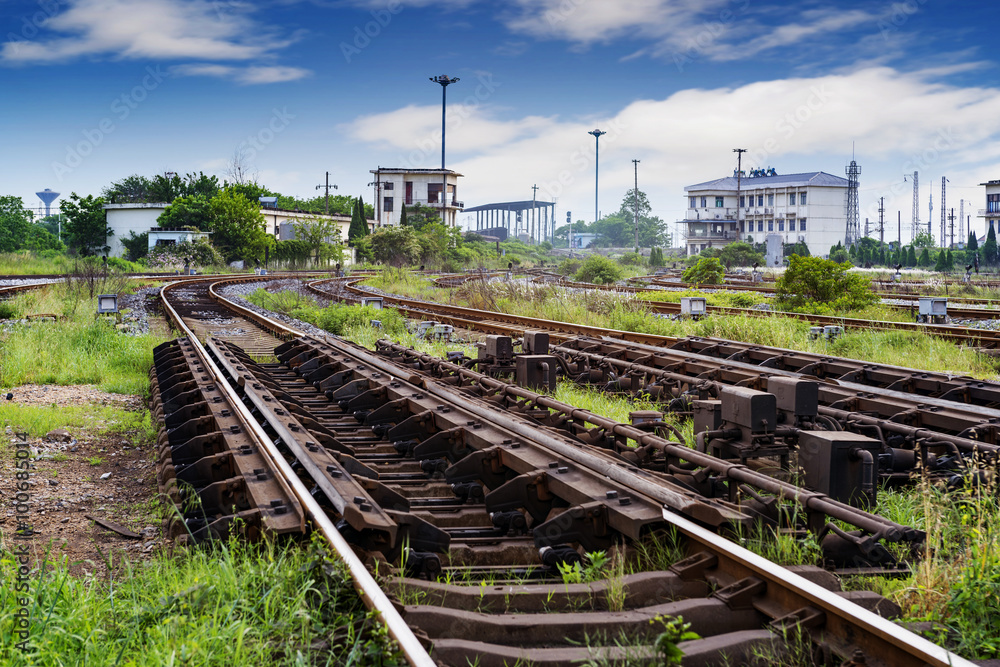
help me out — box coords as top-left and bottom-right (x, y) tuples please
(370, 168), (463, 227)
(682, 171), (849, 258)
(103, 203), (169, 257)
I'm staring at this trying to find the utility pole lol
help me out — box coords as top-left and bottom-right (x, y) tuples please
(734, 148), (747, 241)
(315, 171), (338, 215)
(949, 208), (956, 248)
(588, 129), (606, 226)
(632, 159), (640, 251)
(531, 184), (539, 244)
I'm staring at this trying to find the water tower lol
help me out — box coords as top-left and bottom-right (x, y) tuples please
(36, 189), (60, 218)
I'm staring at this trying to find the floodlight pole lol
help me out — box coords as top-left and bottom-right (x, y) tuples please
(431, 75), (459, 227)
(632, 159), (640, 251)
(589, 129), (606, 226)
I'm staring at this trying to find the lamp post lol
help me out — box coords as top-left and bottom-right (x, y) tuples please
(632, 159), (640, 251)
(588, 129), (606, 226)
(430, 75), (459, 227)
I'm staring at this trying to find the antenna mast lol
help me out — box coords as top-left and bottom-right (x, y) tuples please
(845, 155), (861, 246)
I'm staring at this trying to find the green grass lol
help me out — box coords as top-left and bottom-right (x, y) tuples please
(360, 268), (451, 302)
(0, 251), (72, 275)
(0, 535), (401, 667)
(0, 404), (155, 441)
(0, 320), (163, 396)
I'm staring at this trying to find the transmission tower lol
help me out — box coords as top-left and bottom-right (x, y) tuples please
(959, 199), (965, 244)
(940, 177), (948, 247)
(910, 171), (919, 241)
(845, 158), (861, 246)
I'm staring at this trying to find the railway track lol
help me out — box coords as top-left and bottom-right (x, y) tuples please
(148, 274), (978, 666)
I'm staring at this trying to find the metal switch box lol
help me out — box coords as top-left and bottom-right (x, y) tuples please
(720, 386), (775, 433)
(768, 376), (819, 418)
(797, 431), (881, 508)
(515, 355), (557, 390)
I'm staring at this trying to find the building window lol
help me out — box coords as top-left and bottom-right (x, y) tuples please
(690, 196), (696, 208)
(989, 194), (1000, 212)
(715, 196), (724, 207)
(428, 183), (442, 204)
(383, 196), (393, 213)
(768, 220), (774, 231)
(384, 182), (394, 191)
(778, 221), (785, 231)
(405, 181), (413, 205)
(799, 193), (806, 205)
(799, 218), (806, 231)
(757, 195), (764, 206)
(788, 193), (795, 205)
(739, 221), (745, 232)
(739, 195), (745, 207)
(700, 196), (707, 207)
(757, 221), (764, 232)
(767, 193), (774, 206)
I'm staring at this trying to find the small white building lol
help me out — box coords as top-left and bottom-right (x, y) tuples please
(681, 171), (849, 258)
(370, 167), (463, 227)
(261, 207), (356, 243)
(103, 203), (169, 257)
(148, 228), (211, 251)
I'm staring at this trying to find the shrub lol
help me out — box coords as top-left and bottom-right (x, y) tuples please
(618, 251), (645, 267)
(682, 257), (724, 285)
(312, 304), (406, 336)
(718, 241), (764, 268)
(575, 254), (624, 284)
(146, 239), (224, 270)
(557, 258), (582, 276)
(776, 255), (877, 311)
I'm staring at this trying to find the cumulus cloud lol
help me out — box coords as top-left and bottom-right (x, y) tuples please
(1, 0), (308, 83)
(172, 64), (311, 84)
(342, 66), (1000, 232)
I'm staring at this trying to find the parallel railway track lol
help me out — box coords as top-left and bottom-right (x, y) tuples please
(148, 274), (978, 666)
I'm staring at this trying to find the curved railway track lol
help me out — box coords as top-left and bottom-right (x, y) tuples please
(146, 274), (977, 666)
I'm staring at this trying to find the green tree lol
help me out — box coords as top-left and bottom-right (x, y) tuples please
(348, 197), (370, 244)
(682, 257), (725, 285)
(913, 231), (936, 248)
(208, 189), (270, 262)
(946, 249), (955, 272)
(120, 231), (149, 262)
(399, 204), (409, 228)
(933, 249), (947, 272)
(718, 241), (764, 268)
(25, 225), (65, 252)
(0, 196), (33, 252)
(776, 255), (877, 311)
(829, 242), (849, 263)
(615, 189), (669, 248)
(369, 226), (420, 266)
(784, 241), (810, 258)
(61, 193), (111, 256)
(575, 254), (625, 284)
(966, 231), (980, 265)
(158, 194), (214, 230)
(918, 247), (932, 267)
(906, 245), (917, 266)
(984, 223), (998, 266)
(648, 247), (663, 267)
(294, 216), (343, 264)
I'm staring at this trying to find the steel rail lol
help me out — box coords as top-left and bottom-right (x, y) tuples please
(659, 508), (976, 667)
(159, 279), (436, 667)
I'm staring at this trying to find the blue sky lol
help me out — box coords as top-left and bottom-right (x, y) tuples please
(3, 0), (1000, 244)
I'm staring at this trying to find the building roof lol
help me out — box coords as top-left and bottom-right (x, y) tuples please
(463, 200), (556, 213)
(103, 202), (169, 210)
(371, 168), (463, 177)
(685, 171), (849, 192)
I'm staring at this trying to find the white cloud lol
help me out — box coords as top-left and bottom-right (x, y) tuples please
(343, 66), (1000, 239)
(172, 63), (311, 84)
(1, 0), (305, 74)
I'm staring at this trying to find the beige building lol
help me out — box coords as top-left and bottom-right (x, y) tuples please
(370, 167), (463, 227)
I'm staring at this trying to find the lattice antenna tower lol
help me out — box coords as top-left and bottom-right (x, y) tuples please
(940, 177), (948, 247)
(928, 191), (933, 239)
(911, 171), (919, 241)
(845, 155), (861, 246)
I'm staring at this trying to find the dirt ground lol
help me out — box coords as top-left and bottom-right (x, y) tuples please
(0, 384), (166, 576)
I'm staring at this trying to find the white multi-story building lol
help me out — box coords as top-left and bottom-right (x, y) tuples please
(682, 171), (849, 258)
(979, 179), (1000, 236)
(370, 168), (463, 227)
